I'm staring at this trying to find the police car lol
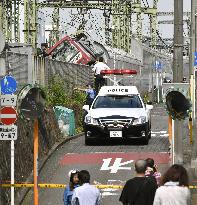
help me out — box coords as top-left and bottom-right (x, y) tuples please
(83, 84), (153, 145)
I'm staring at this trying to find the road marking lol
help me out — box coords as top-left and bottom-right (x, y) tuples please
(151, 130), (167, 134)
(100, 158), (134, 173)
(59, 152), (169, 165)
(160, 134), (169, 137)
(101, 189), (119, 196)
(95, 179), (124, 197)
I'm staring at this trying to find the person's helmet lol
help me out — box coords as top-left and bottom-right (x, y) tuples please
(68, 169), (79, 178)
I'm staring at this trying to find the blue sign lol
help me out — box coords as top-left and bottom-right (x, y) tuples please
(1, 76), (17, 94)
(194, 52), (197, 66)
(154, 60), (162, 70)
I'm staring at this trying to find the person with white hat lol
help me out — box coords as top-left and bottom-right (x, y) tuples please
(63, 169), (80, 205)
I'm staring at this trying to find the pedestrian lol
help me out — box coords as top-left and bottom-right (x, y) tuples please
(63, 169), (80, 205)
(74, 83), (96, 107)
(71, 170), (101, 205)
(40, 43), (48, 57)
(119, 159), (158, 205)
(153, 164), (191, 205)
(92, 56), (110, 93)
(145, 158), (161, 185)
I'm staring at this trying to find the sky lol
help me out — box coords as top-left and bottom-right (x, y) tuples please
(156, 0), (191, 39)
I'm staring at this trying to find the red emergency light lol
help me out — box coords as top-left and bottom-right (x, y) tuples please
(101, 69), (137, 75)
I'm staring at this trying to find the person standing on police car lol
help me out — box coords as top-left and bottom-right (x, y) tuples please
(63, 170), (80, 205)
(153, 164), (191, 205)
(119, 159), (157, 205)
(71, 170), (101, 205)
(92, 56), (110, 93)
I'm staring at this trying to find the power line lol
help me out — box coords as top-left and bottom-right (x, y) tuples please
(141, 0), (171, 49)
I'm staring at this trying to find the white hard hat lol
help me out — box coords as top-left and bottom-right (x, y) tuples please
(68, 169), (79, 178)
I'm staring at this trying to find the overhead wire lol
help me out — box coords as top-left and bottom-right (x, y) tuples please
(141, 0), (172, 49)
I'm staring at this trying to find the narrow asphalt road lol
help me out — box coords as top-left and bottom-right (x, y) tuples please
(22, 104), (170, 205)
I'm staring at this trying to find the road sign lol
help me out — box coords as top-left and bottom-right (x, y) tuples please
(0, 107), (17, 125)
(1, 95), (17, 106)
(194, 52), (197, 66)
(154, 60), (162, 70)
(0, 125), (17, 140)
(1, 76), (17, 94)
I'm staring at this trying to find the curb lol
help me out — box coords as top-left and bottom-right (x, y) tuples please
(17, 133), (84, 205)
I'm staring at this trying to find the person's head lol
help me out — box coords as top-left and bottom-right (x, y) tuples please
(68, 169), (79, 190)
(146, 158), (154, 168)
(145, 158), (157, 173)
(98, 56), (104, 62)
(41, 43), (48, 50)
(161, 164), (189, 186)
(78, 170), (90, 185)
(86, 82), (93, 89)
(135, 159), (147, 174)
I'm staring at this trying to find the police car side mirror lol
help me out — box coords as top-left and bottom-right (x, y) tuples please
(146, 101), (152, 105)
(82, 105), (90, 111)
(146, 104), (153, 110)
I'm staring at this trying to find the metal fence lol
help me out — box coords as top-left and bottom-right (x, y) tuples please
(3, 52), (94, 91)
(45, 58), (94, 91)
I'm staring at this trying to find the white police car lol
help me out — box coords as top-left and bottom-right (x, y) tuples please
(83, 85), (153, 145)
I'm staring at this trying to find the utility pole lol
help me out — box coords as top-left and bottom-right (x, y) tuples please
(173, 0), (184, 164)
(190, 0), (197, 176)
(190, 0), (197, 76)
(190, 0), (197, 118)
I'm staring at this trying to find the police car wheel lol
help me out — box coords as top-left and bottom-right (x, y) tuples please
(142, 127), (149, 145)
(85, 133), (92, 145)
(85, 138), (92, 145)
(148, 131), (151, 139)
(148, 121), (151, 139)
(142, 136), (149, 145)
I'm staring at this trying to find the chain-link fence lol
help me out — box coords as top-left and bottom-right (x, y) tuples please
(45, 58), (94, 93)
(2, 52), (94, 91)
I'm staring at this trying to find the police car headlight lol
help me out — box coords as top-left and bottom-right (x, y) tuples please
(85, 116), (98, 125)
(85, 116), (92, 124)
(133, 116), (146, 125)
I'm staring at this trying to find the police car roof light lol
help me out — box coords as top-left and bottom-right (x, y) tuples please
(101, 69), (137, 75)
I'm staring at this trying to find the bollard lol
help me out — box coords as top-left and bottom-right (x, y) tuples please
(168, 115), (172, 146)
(189, 114), (193, 145)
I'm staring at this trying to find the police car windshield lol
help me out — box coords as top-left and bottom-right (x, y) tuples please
(92, 95), (143, 109)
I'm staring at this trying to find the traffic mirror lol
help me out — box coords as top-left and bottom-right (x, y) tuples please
(17, 84), (45, 120)
(163, 83), (191, 120)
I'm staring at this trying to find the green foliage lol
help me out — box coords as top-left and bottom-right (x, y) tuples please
(66, 90), (86, 132)
(44, 75), (86, 133)
(45, 75), (67, 106)
(142, 91), (150, 104)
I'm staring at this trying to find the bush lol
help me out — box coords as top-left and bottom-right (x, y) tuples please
(44, 75), (86, 133)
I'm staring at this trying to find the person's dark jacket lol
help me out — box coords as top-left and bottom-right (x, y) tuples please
(119, 176), (157, 205)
